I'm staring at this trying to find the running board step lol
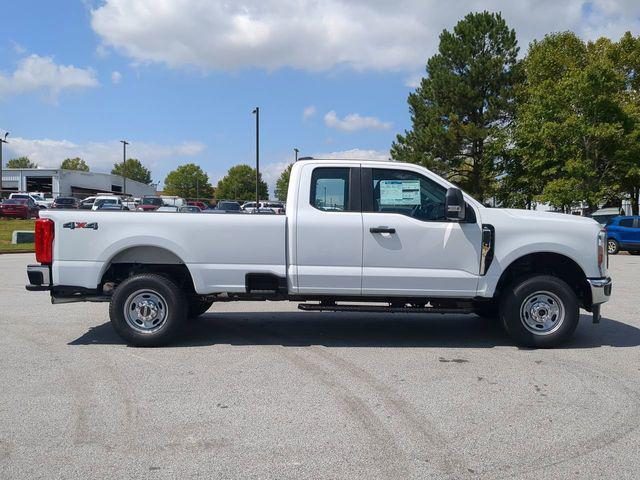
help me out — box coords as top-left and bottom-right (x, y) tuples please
(297, 303), (473, 314)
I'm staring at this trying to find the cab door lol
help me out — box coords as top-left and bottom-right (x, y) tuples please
(294, 164), (363, 295)
(361, 167), (482, 297)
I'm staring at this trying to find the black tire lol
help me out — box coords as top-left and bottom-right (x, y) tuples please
(473, 300), (499, 320)
(607, 238), (619, 255)
(499, 275), (579, 348)
(187, 297), (214, 318)
(109, 273), (187, 347)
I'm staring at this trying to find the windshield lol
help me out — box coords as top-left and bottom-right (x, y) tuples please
(4, 199), (27, 205)
(55, 198), (76, 204)
(95, 199), (117, 206)
(142, 197), (163, 206)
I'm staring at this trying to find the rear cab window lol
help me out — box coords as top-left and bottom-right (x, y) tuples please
(310, 168), (352, 212)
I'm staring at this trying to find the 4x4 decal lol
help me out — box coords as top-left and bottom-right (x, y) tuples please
(63, 222), (98, 230)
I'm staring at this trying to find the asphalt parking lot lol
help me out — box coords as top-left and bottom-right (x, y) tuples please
(1, 254), (639, 479)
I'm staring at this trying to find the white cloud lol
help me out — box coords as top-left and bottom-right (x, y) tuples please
(302, 105), (316, 120)
(261, 160), (292, 194)
(111, 70), (122, 84)
(5, 136), (205, 173)
(11, 41), (26, 54)
(0, 54), (99, 101)
(324, 111), (391, 133)
(313, 148), (390, 161)
(90, 1), (640, 73)
(404, 73), (422, 89)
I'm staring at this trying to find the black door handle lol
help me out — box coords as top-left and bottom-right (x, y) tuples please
(370, 226), (396, 234)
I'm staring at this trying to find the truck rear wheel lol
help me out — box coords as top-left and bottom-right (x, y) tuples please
(499, 275), (579, 348)
(109, 273), (187, 347)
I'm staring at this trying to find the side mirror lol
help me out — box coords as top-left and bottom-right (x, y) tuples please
(445, 187), (466, 221)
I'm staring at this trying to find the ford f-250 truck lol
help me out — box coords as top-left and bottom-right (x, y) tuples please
(26, 159), (612, 347)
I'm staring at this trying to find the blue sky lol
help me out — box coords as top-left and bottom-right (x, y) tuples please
(1, 0), (638, 194)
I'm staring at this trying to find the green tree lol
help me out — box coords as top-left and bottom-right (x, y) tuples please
(111, 158), (152, 185)
(275, 164), (293, 201)
(216, 164), (268, 201)
(6, 156), (37, 168)
(60, 157), (89, 171)
(511, 32), (633, 212)
(391, 11), (521, 202)
(607, 32), (640, 215)
(163, 163), (213, 199)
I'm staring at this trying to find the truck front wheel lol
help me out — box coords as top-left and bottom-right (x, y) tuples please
(187, 297), (214, 318)
(109, 273), (187, 347)
(499, 275), (579, 348)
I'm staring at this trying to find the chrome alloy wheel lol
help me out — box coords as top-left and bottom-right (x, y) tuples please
(607, 240), (617, 254)
(124, 289), (169, 334)
(519, 290), (565, 335)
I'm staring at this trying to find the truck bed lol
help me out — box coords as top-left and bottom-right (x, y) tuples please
(40, 210), (287, 294)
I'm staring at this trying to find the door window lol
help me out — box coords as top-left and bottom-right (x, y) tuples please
(371, 169), (446, 221)
(310, 168), (351, 212)
(619, 219), (634, 227)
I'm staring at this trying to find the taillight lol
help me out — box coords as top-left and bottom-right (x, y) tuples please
(35, 218), (54, 264)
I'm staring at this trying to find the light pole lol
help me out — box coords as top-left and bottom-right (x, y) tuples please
(120, 140), (129, 195)
(252, 107), (259, 211)
(0, 132), (8, 197)
(294, 147), (299, 162)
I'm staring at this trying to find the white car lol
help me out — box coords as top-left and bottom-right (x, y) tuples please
(92, 196), (129, 211)
(242, 201), (285, 214)
(9, 192), (53, 209)
(27, 159), (611, 348)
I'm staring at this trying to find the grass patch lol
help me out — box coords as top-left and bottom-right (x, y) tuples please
(0, 218), (35, 253)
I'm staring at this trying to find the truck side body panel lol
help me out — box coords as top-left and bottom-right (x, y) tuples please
(42, 210), (286, 294)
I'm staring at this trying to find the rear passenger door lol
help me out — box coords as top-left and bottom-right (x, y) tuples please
(294, 165), (363, 295)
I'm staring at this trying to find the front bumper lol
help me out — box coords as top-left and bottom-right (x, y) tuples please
(588, 277), (612, 305)
(587, 277), (612, 324)
(25, 264), (51, 291)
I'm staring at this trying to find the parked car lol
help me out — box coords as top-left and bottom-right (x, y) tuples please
(604, 216), (640, 255)
(9, 192), (52, 209)
(242, 201), (285, 214)
(27, 158), (611, 348)
(51, 197), (80, 209)
(215, 201), (242, 211)
(160, 196), (185, 207)
(97, 203), (126, 211)
(92, 196), (129, 211)
(0, 198), (39, 219)
(79, 197), (96, 210)
(137, 196), (164, 211)
(179, 205), (202, 213)
(187, 201), (209, 210)
(590, 207), (625, 226)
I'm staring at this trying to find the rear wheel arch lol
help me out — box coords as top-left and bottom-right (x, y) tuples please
(99, 245), (196, 296)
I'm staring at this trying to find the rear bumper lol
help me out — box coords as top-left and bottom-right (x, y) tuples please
(26, 264), (51, 291)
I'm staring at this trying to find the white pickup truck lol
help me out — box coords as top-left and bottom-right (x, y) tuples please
(26, 159), (612, 347)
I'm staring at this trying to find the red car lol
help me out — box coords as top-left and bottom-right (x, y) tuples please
(187, 201), (209, 210)
(137, 196), (164, 211)
(0, 198), (40, 219)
